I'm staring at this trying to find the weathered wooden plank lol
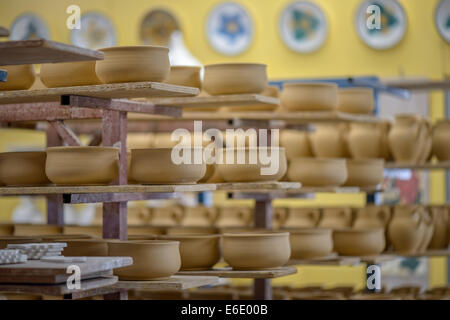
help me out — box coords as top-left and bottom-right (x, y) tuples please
(146, 94), (279, 108)
(48, 120), (82, 146)
(176, 266), (297, 279)
(113, 275), (220, 290)
(64, 192), (178, 204)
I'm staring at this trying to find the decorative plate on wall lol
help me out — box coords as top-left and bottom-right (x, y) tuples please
(279, 1), (328, 53)
(355, 0), (407, 50)
(140, 9), (180, 46)
(70, 12), (116, 49)
(10, 13), (49, 40)
(206, 2), (253, 56)
(435, 0), (450, 43)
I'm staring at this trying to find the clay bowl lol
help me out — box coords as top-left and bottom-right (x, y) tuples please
(0, 236), (40, 249)
(0, 151), (50, 186)
(280, 130), (313, 160)
(284, 228), (333, 260)
(203, 63), (267, 95)
(129, 148), (206, 184)
(222, 232), (291, 270)
(337, 88), (375, 114)
(159, 234), (221, 270)
(280, 82), (338, 111)
(222, 85), (280, 112)
(40, 61), (101, 87)
(165, 66), (201, 88)
(63, 226), (103, 238)
(45, 146), (119, 185)
(96, 46), (170, 84)
(287, 158), (347, 187)
(344, 159), (385, 188)
(216, 147), (287, 182)
(108, 240), (181, 280)
(0, 65), (35, 90)
(166, 227), (218, 235)
(333, 228), (386, 256)
(14, 224), (62, 236)
(62, 239), (110, 256)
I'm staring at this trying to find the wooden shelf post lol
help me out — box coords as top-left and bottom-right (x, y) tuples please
(46, 125), (64, 226)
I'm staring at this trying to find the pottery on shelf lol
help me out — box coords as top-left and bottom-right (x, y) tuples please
(333, 228), (386, 256)
(127, 225), (166, 236)
(279, 130), (313, 160)
(150, 206), (184, 226)
(337, 88), (374, 114)
(166, 227), (218, 235)
(215, 207), (253, 228)
(428, 205), (448, 249)
(417, 118), (433, 164)
(62, 239), (109, 256)
(127, 133), (155, 149)
(14, 224), (62, 236)
(222, 232), (291, 270)
(432, 120), (450, 162)
(129, 148), (206, 184)
(416, 208), (434, 253)
(0, 224), (14, 236)
(344, 159), (385, 188)
(287, 158), (347, 187)
(273, 207), (288, 229)
(40, 61), (102, 88)
(203, 63), (267, 95)
(63, 225), (103, 237)
(286, 228), (333, 259)
(159, 234), (221, 270)
(96, 46), (170, 84)
(347, 122), (391, 160)
(45, 147), (119, 185)
(283, 208), (320, 228)
(0, 65), (35, 90)
(388, 205), (425, 254)
(164, 66), (201, 89)
(353, 205), (391, 229)
(280, 82), (338, 111)
(309, 124), (350, 158)
(319, 208), (353, 229)
(108, 240), (181, 280)
(216, 147), (287, 183)
(221, 85), (279, 112)
(0, 151), (50, 186)
(180, 206), (217, 227)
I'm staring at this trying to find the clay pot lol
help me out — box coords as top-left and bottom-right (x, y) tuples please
(221, 85), (279, 112)
(108, 240), (181, 280)
(63, 226), (103, 237)
(181, 206), (216, 227)
(222, 232), (291, 270)
(206, 166), (225, 183)
(0, 224), (14, 236)
(287, 158), (347, 187)
(45, 147), (119, 185)
(0, 236), (40, 249)
(216, 147), (287, 182)
(388, 114), (430, 164)
(283, 208), (320, 228)
(40, 61), (101, 87)
(286, 228), (333, 259)
(353, 205), (391, 229)
(63, 239), (109, 256)
(347, 122), (391, 159)
(388, 205), (425, 254)
(280, 82), (338, 111)
(417, 208), (434, 253)
(417, 118), (433, 164)
(203, 63), (267, 95)
(127, 206), (151, 225)
(309, 124), (350, 158)
(150, 206), (184, 226)
(333, 228), (386, 256)
(0, 151), (50, 186)
(279, 130), (313, 160)
(166, 227), (218, 235)
(159, 234), (221, 270)
(0, 65), (35, 90)
(344, 159), (384, 188)
(96, 46), (170, 84)
(428, 205), (448, 249)
(164, 66), (201, 88)
(319, 208), (353, 229)
(337, 88), (374, 114)
(432, 120), (450, 161)
(14, 224), (62, 236)
(215, 207), (253, 228)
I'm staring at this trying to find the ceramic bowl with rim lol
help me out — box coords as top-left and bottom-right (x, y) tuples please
(280, 82), (338, 111)
(337, 88), (375, 114)
(344, 158), (384, 188)
(333, 228), (386, 256)
(95, 45), (170, 84)
(222, 232), (291, 270)
(159, 234), (221, 270)
(285, 228), (333, 259)
(40, 61), (102, 88)
(0, 151), (50, 186)
(164, 66), (202, 89)
(287, 158), (347, 187)
(129, 147), (206, 184)
(45, 146), (119, 185)
(108, 240), (181, 280)
(203, 63), (267, 95)
(0, 65), (35, 90)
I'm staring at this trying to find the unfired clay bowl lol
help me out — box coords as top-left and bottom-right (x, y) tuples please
(344, 159), (384, 188)
(159, 234), (221, 270)
(280, 82), (338, 111)
(203, 63), (267, 95)
(285, 228), (333, 259)
(96, 46), (170, 83)
(108, 240), (181, 280)
(333, 228), (386, 256)
(130, 148), (206, 184)
(45, 147), (119, 185)
(0, 151), (50, 186)
(287, 158), (347, 187)
(337, 88), (375, 114)
(280, 130), (313, 160)
(222, 232), (291, 270)
(40, 61), (101, 87)
(164, 66), (201, 89)
(0, 65), (35, 90)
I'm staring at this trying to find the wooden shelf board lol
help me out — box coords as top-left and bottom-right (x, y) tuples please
(0, 40), (103, 65)
(176, 266), (297, 279)
(0, 82), (199, 105)
(355, 250), (450, 264)
(385, 162), (450, 170)
(0, 27), (9, 37)
(215, 181), (301, 192)
(288, 254), (361, 266)
(382, 79), (450, 91)
(113, 275), (219, 290)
